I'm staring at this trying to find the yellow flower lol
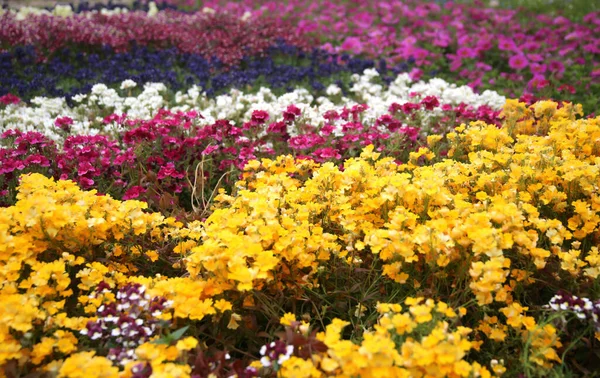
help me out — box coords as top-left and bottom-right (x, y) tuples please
(145, 250), (159, 262)
(280, 312), (297, 326)
(227, 313), (242, 330)
(176, 337), (198, 352)
(58, 352), (119, 378)
(213, 299), (233, 313)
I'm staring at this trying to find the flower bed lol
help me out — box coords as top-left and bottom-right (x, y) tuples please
(1, 2), (599, 377)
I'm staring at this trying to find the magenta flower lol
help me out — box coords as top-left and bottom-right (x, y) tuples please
(55, 116), (74, 132)
(508, 54), (529, 70)
(497, 37), (517, 51)
(420, 96), (440, 110)
(341, 37), (363, 53)
(288, 134), (325, 150)
(528, 75), (550, 90)
(530, 63), (547, 75)
(251, 110), (269, 124)
(0, 93), (21, 105)
(456, 47), (477, 59)
(157, 162), (185, 180)
(123, 186), (146, 200)
(201, 145), (219, 156)
(312, 147), (342, 162)
(548, 60), (566, 74)
(283, 104), (301, 123)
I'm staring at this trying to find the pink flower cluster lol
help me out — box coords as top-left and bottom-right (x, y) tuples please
(0, 10), (312, 66)
(0, 97), (500, 209)
(191, 0), (600, 93)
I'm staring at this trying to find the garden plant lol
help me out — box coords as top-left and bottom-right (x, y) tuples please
(0, 1), (599, 377)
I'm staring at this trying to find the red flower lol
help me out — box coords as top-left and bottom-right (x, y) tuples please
(55, 116), (74, 132)
(251, 110), (270, 124)
(123, 186), (146, 200)
(0, 93), (21, 105)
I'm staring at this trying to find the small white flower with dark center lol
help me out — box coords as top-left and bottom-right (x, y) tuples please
(105, 316), (118, 323)
(278, 345), (294, 365)
(117, 303), (131, 311)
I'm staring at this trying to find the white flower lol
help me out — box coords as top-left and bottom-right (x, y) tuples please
(52, 4), (73, 17)
(147, 1), (159, 17)
(241, 11), (252, 21)
(91, 332), (102, 340)
(326, 84), (341, 96)
(120, 80), (138, 90)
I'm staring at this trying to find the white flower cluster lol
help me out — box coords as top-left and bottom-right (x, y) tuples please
(0, 70), (506, 141)
(173, 68), (505, 129)
(0, 82), (168, 140)
(1, 3), (140, 19)
(1, 4), (74, 19)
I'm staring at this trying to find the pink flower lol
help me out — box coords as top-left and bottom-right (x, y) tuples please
(283, 104), (301, 123)
(527, 53), (544, 62)
(528, 75), (549, 90)
(557, 84), (576, 94)
(409, 68), (423, 81)
(267, 121), (287, 134)
(123, 186), (146, 200)
(288, 134), (325, 150)
(420, 96), (440, 110)
(157, 162), (185, 180)
(548, 60), (565, 74)
(0, 93), (21, 105)
(475, 62), (492, 71)
(530, 63), (547, 75)
(498, 37), (517, 51)
(55, 116), (74, 132)
(341, 37), (363, 53)
(456, 47), (477, 59)
(201, 145), (219, 156)
(24, 154), (50, 167)
(508, 54), (529, 70)
(312, 147), (341, 162)
(251, 110), (269, 124)
(449, 58), (463, 72)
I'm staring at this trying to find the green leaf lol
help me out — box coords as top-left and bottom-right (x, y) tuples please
(169, 325), (190, 341)
(151, 325), (190, 345)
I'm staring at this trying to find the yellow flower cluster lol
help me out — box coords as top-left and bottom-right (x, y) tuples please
(0, 174), (164, 369)
(275, 298), (491, 378)
(173, 100), (599, 310)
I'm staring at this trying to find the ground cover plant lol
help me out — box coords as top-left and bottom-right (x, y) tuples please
(1, 1), (599, 378)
